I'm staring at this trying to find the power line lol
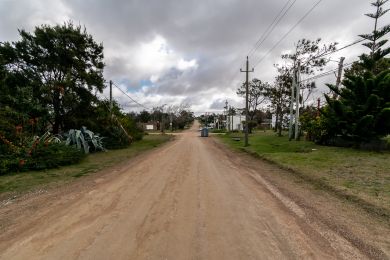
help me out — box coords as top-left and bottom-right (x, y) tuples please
(301, 38), (365, 67)
(229, 0), (296, 86)
(111, 81), (152, 110)
(300, 61), (355, 83)
(248, 0), (297, 58)
(253, 0), (323, 69)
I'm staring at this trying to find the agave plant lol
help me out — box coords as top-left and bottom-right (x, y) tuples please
(65, 127), (105, 154)
(33, 131), (62, 144)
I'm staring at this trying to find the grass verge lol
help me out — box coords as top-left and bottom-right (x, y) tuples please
(0, 134), (172, 197)
(218, 131), (390, 220)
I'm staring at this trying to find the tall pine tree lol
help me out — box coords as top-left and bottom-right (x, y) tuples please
(322, 0), (390, 144)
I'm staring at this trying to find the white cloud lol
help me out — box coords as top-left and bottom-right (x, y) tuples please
(177, 59), (198, 71)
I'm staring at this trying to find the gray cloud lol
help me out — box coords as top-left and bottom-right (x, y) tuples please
(0, 0), (380, 112)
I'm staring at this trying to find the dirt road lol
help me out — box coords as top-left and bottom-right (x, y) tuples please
(0, 123), (385, 259)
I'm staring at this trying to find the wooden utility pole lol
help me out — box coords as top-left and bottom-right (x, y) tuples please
(289, 70), (296, 140)
(240, 56), (254, 147)
(294, 62), (301, 141)
(333, 57), (345, 99)
(224, 100), (228, 130)
(160, 105), (166, 133)
(109, 80), (113, 111)
(109, 80), (113, 123)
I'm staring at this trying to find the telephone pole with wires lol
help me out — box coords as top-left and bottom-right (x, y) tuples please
(224, 100), (228, 130)
(109, 80), (113, 111)
(294, 62), (301, 140)
(334, 57), (345, 99)
(288, 71), (296, 140)
(240, 56), (254, 147)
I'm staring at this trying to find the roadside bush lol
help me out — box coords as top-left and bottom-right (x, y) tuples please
(25, 142), (86, 170)
(211, 129), (226, 133)
(0, 142), (85, 174)
(0, 154), (20, 175)
(101, 126), (132, 149)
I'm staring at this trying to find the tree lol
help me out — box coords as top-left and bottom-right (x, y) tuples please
(0, 22), (105, 134)
(359, 0), (390, 74)
(237, 78), (268, 131)
(138, 110), (151, 123)
(281, 38), (337, 107)
(264, 66), (291, 136)
(321, 0), (390, 144)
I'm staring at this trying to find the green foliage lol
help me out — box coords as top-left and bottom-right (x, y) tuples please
(322, 68), (390, 144)
(320, 0), (390, 145)
(0, 21), (146, 173)
(237, 78), (268, 125)
(0, 21), (105, 134)
(300, 106), (322, 142)
(0, 140), (85, 175)
(24, 142), (85, 171)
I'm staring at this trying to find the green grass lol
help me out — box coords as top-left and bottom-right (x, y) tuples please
(0, 134), (171, 197)
(218, 131), (390, 219)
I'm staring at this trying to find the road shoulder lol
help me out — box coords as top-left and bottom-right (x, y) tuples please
(212, 136), (390, 259)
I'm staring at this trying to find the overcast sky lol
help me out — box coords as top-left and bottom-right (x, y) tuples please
(0, 0), (382, 113)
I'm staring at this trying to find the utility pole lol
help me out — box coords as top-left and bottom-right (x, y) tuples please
(109, 80), (113, 112)
(161, 111), (164, 133)
(333, 57), (345, 99)
(109, 80), (113, 123)
(240, 56), (254, 147)
(231, 107), (233, 131)
(160, 105), (166, 133)
(224, 100), (228, 130)
(288, 71), (296, 140)
(294, 62), (301, 141)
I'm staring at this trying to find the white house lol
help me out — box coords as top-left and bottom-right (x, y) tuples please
(226, 114), (244, 131)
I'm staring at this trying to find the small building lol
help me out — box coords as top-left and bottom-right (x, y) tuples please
(140, 122), (158, 131)
(226, 114), (244, 131)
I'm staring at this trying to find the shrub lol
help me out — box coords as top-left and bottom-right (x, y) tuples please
(0, 138), (86, 175)
(25, 142), (85, 170)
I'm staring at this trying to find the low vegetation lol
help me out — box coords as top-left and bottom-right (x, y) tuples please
(218, 131), (390, 219)
(0, 135), (171, 197)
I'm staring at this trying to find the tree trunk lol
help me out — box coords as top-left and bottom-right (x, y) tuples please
(274, 105), (280, 133)
(277, 111), (283, 137)
(52, 90), (61, 134)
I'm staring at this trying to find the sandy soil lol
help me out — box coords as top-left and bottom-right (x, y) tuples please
(0, 122), (388, 259)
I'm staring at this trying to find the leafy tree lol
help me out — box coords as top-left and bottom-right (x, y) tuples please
(138, 110), (151, 123)
(282, 38), (337, 104)
(0, 22), (105, 134)
(264, 66), (291, 136)
(262, 38), (336, 137)
(237, 78), (268, 131)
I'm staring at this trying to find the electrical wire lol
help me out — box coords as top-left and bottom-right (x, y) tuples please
(229, 0), (297, 86)
(247, 0), (297, 57)
(253, 0), (323, 69)
(111, 82), (152, 110)
(300, 38), (365, 67)
(300, 61), (355, 83)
